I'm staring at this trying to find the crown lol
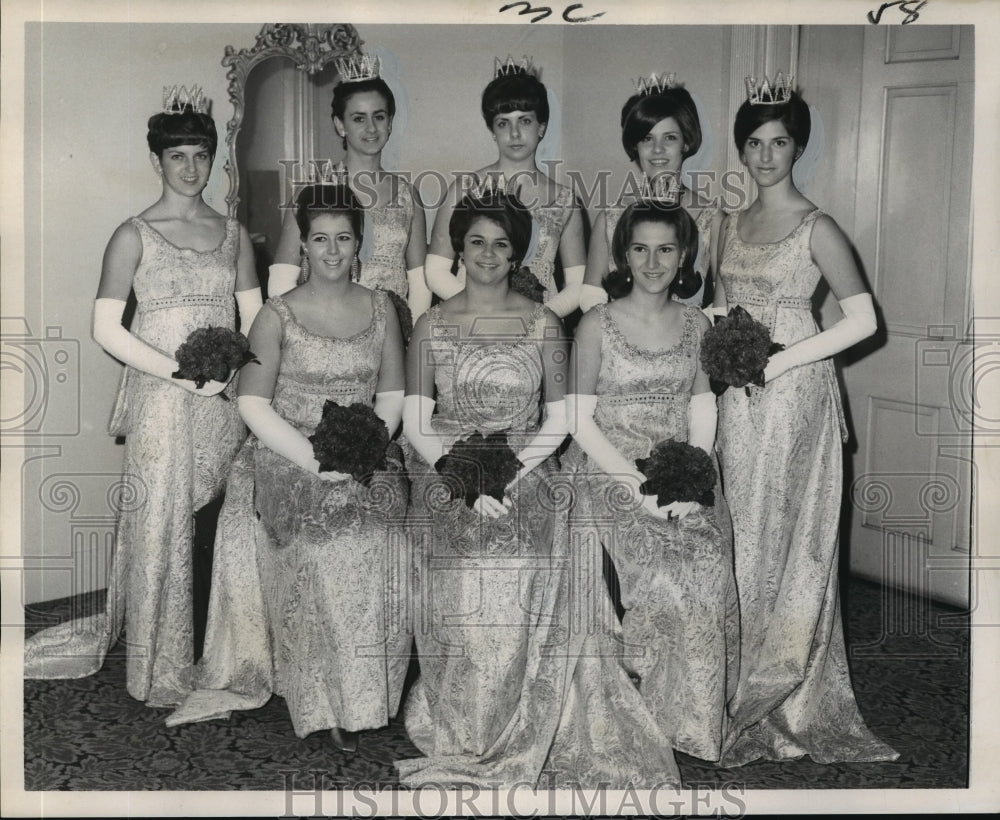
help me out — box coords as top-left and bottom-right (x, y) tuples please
(162, 85), (209, 115)
(494, 54), (534, 78)
(466, 172), (518, 201)
(305, 160), (349, 186)
(637, 172), (682, 205)
(336, 54), (380, 83)
(633, 72), (678, 96)
(745, 71), (793, 105)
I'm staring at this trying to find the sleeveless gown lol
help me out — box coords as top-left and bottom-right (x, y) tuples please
(396, 304), (679, 788)
(564, 304), (739, 761)
(24, 217), (245, 707)
(716, 209), (898, 765)
(167, 291), (410, 736)
(358, 175), (415, 301)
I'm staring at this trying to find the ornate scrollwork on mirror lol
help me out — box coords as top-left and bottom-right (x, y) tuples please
(220, 23), (365, 218)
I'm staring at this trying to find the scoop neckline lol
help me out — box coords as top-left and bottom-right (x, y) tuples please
(134, 216), (229, 254)
(735, 208), (819, 246)
(277, 292), (378, 342)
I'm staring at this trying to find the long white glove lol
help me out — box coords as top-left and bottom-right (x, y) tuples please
(406, 266), (432, 321)
(765, 292), (877, 382)
(267, 263), (300, 298)
(423, 253), (464, 300)
(235, 287), (263, 333)
(687, 390), (717, 452)
(702, 304), (727, 323)
(512, 399), (567, 481)
(93, 298), (227, 396)
(544, 265), (585, 318)
(373, 389), (404, 437)
(237, 395), (320, 473)
(567, 392), (680, 521)
(402, 393), (447, 467)
(579, 283), (608, 313)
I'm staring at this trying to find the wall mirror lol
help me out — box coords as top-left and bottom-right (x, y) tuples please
(220, 23), (365, 280)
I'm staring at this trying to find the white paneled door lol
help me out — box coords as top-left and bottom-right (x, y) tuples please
(846, 25), (974, 611)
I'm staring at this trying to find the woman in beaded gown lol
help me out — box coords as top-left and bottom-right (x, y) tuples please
(566, 202), (738, 762)
(270, 61), (430, 320)
(712, 89), (897, 765)
(423, 62), (586, 318)
(397, 190), (679, 788)
(579, 78), (723, 314)
(168, 185), (408, 751)
(24, 96), (262, 706)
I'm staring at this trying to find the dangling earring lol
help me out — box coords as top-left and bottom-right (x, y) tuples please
(351, 253), (361, 282)
(300, 255), (310, 283)
(625, 269), (633, 283)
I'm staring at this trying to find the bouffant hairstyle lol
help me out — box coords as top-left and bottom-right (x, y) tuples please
(733, 90), (810, 155)
(146, 105), (218, 157)
(603, 202), (701, 301)
(449, 191), (533, 269)
(620, 88), (702, 163)
(481, 69), (550, 129)
(294, 183), (365, 242)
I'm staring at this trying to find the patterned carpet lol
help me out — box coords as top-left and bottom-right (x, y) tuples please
(22, 578), (968, 791)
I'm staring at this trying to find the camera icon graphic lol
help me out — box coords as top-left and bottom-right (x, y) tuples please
(913, 317), (1000, 440)
(0, 316), (81, 436)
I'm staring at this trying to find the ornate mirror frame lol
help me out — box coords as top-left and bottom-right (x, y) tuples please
(220, 23), (365, 218)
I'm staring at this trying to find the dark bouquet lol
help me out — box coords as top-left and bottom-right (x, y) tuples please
(172, 326), (259, 398)
(379, 288), (414, 344)
(510, 265), (546, 303)
(434, 431), (524, 508)
(699, 305), (784, 396)
(308, 400), (390, 484)
(635, 438), (716, 509)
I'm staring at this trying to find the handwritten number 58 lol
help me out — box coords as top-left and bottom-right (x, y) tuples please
(868, 0), (927, 25)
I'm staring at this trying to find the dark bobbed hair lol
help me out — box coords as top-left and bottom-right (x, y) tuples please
(733, 90), (810, 154)
(481, 69), (550, 129)
(294, 183), (365, 242)
(449, 191), (533, 269)
(146, 105), (218, 157)
(620, 88), (702, 163)
(331, 78), (397, 121)
(603, 202), (702, 301)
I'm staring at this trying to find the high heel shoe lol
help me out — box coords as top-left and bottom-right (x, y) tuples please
(329, 727), (359, 753)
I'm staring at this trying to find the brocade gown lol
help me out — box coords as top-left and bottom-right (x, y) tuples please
(564, 304), (740, 761)
(167, 290), (410, 736)
(716, 208), (898, 765)
(358, 174), (415, 300)
(24, 217), (246, 707)
(397, 304), (680, 788)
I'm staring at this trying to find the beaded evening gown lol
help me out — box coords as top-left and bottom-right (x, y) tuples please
(602, 202), (715, 305)
(167, 291), (410, 736)
(358, 175), (414, 300)
(716, 209), (897, 765)
(397, 305), (679, 788)
(24, 217), (245, 707)
(564, 304), (739, 761)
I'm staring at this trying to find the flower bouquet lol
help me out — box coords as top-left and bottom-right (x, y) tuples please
(510, 265), (546, 303)
(434, 431), (524, 508)
(635, 438), (716, 509)
(308, 400), (390, 485)
(379, 287), (414, 344)
(699, 305), (784, 396)
(172, 326), (259, 399)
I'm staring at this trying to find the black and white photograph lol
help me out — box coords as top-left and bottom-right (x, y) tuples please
(2, 0), (997, 816)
